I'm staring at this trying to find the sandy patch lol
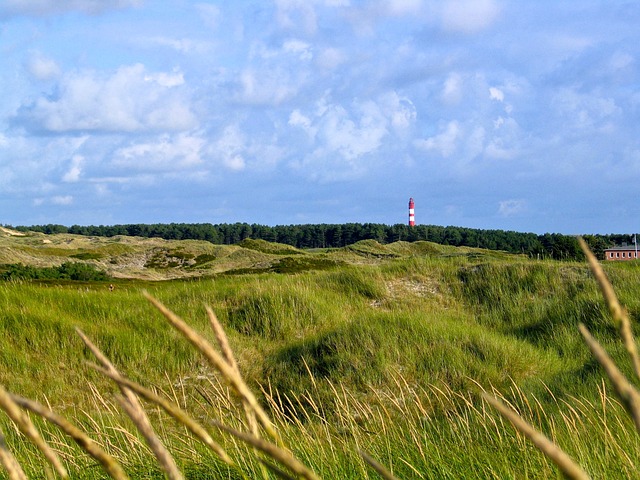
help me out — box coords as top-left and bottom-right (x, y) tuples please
(0, 226), (25, 236)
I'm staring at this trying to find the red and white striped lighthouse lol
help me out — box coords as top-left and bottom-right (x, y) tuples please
(408, 198), (415, 226)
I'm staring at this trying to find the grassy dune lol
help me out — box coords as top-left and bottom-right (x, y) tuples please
(0, 232), (639, 478)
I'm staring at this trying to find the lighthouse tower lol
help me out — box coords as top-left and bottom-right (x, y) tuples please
(408, 198), (415, 226)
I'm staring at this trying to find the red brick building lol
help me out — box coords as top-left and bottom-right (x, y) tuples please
(604, 245), (638, 261)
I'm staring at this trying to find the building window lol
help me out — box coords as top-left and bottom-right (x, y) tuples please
(617, 252), (620, 258)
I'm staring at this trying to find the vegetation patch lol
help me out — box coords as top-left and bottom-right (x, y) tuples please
(320, 266), (387, 299)
(268, 256), (341, 273)
(145, 248), (195, 269)
(226, 288), (323, 339)
(222, 266), (268, 275)
(70, 252), (102, 260)
(0, 262), (109, 281)
(384, 240), (444, 256)
(345, 239), (399, 258)
(14, 221), (615, 260)
(238, 238), (304, 255)
(2, 235), (640, 478)
(263, 310), (564, 420)
(190, 253), (217, 267)
(454, 261), (616, 363)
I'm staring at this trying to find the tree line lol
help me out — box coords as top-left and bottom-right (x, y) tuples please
(8, 222), (632, 260)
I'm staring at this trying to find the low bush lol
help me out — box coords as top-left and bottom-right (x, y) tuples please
(0, 262), (109, 282)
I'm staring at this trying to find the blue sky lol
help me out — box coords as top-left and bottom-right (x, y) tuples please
(1, 1), (639, 234)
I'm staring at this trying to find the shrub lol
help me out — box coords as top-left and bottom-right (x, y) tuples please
(0, 262), (109, 282)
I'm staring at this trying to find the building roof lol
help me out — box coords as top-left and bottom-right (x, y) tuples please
(604, 245), (638, 251)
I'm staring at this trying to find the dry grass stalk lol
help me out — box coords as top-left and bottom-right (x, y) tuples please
(9, 394), (128, 480)
(482, 393), (590, 480)
(76, 328), (143, 410)
(206, 306), (239, 373)
(578, 324), (640, 434)
(0, 385), (68, 478)
(90, 363), (234, 466)
(359, 450), (400, 480)
(75, 328), (181, 479)
(143, 292), (279, 442)
(115, 395), (183, 480)
(0, 427), (27, 480)
(210, 420), (321, 480)
(258, 457), (298, 480)
(577, 237), (640, 379)
(206, 306), (259, 437)
(205, 306), (267, 479)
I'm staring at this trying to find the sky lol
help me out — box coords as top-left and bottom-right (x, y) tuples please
(1, 0), (639, 234)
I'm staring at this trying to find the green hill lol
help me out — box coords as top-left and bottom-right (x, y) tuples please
(0, 232), (638, 478)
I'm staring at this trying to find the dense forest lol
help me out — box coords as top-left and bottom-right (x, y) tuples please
(8, 222), (633, 261)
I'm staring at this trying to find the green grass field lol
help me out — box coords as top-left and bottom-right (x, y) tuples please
(1, 233), (640, 478)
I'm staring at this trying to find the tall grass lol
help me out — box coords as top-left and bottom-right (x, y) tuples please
(0, 247), (640, 477)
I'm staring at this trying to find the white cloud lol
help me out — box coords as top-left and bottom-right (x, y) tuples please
(311, 95), (411, 159)
(140, 36), (212, 54)
(442, 73), (463, 104)
(283, 39), (313, 61)
(609, 51), (634, 71)
(52, 195), (73, 205)
(144, 70), (185, 88)
(551, 88), (620, 130)
(342, 1), (426, 36)
(485, 139), (517, 160)
(288, 92), (416, 180)
(112, 133), (205, 171)
(316, 47), (347, 70)
(0, 135), (89, 192)
(498, 199), (525, 217)
(381, 92), (417, 132)
(385, 0), (423, 16)
(15, 64), (197, 133)
(441, 0), (500, 33)
(288, 109), (314, 134)
(275, 0), (318, 34)
(209, 125), (247, 171)
(0, 0), (141, 17)
(485, 116), (520, 159)
(94, 183), (111, 197)
(234, 39), (315, 105)
(196, 3), (221, 29)
(63, 155), (83, 182)
(320, 102), (388, 160)
(414, 121), (461, 158)
(26, 52), (61, 80)
(489, 87), (504, 102)
(467, 126), (486, 158)
(236, 67), (304, 106)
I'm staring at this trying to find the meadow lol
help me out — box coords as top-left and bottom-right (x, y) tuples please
(1, 233), (639, 478)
